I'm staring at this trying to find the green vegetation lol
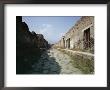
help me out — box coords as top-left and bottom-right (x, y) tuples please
(70, 56), (94, 74)
(57, 48), (94, 74)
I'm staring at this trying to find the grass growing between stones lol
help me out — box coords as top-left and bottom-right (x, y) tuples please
(57, 48), (94, 74)
(70, 56), (94, 74)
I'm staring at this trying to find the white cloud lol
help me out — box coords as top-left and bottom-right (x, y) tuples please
(34, 24), (67, 44)
(42, 24), (52, 28)
(39, 24), (53, 35)
(34, 24), (55, 43)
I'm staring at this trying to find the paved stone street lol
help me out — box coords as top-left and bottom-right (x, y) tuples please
(31, 48), (82, 74)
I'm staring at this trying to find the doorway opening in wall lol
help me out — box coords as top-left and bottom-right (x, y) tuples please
(68, 38), (70, 49)
(83, 28), (90, 49)
(63, 37), (65, 48)
(66, 38), (70, 49)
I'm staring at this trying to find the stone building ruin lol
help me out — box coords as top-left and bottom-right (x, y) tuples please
(54, 16), (94, 52)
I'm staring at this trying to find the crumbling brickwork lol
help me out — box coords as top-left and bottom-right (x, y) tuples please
(54, 16), (94, 52)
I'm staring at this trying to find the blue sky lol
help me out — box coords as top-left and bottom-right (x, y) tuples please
(22, 16), (81, 44)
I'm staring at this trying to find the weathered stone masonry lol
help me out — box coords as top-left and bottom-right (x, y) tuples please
(54, 16), (94, 51)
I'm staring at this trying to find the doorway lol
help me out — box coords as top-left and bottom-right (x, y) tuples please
(66, 38), (70, 49)
(83, 28), (90, 49)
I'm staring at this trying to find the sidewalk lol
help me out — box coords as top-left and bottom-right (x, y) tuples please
(57, 48), (94, 57)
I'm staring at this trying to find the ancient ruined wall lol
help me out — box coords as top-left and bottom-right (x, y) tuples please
(55, 16), (94, 52)
(70, 16), (94, 50)
(16, 16), (49, 49)
(16, 16), (50, 74)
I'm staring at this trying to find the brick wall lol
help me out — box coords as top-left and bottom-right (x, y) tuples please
(54, 16), (94, 52)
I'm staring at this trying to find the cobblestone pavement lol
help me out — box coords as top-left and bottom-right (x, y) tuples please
(31, 48), (82, 74)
